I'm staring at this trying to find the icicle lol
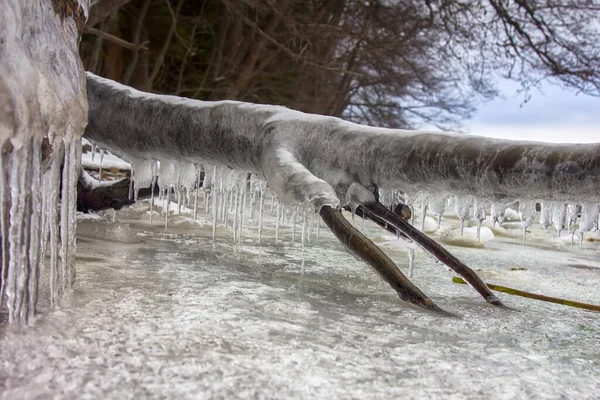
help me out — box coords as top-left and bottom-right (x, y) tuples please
(275, 202), (281, 244)
(0, 144), (10, 307)
(240, 175), (247, 233)
(6, 142), (26, 322)
(177, 186), (182, 215)
(454, 196), (472, 235)
(210, 166), (218, 244)
(407, 248), (415, 278)
(232, 185), (239, 243)
(258, 182), (265, 245)
(67, 140), (81, 290)
(552, 203), (567, 236)
(128, 169), (134, 200)
(193, 165), (201, 220)
(566, 203), (580, 232)
(249, 175), (257, 221)
(540, 201), (552, 230)
(271, 195), (275, 213)
(164, 187), (170, 232)
(301, 205), (307, 274)
(28, 159), (42, 319)
(307, 210), (313, 244)
(223, 178), (231, 228)
(519, 201), (537, 245)
(291, 205), (297, 243)
(428, 195), (446, 229)
(420, 193), (429, 232)
(282, 205), (288, 225)
(149, 160), (159, 224)
(491, 202), (507, 228)
(91, 142), (97, 162)
(48, 140), (64, 307)
(98, 148), (105, 181)
(577, 203), (599, 249)
(1, 136), (78, 323)
(204, 169), (210, 215)
(7, 139), (42, 322)
(473, 199), (487, 244)
(317, 218), (321, 239)
(218, 173), (225, 223)
(60, 142), (77, 290)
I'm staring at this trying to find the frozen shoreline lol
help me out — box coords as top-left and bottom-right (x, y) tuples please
(1, 197), (599, 399)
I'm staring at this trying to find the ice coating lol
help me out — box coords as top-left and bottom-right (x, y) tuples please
(346, 183), (376, 211)
(566, 204), (580, 233)
(131, 159), (155, 198)
(473, 199), (487, 243)
(428, 195), (447, 229)
(519, 201), (537, 245)
(454, 196), (472, 235)
(0, 0), (88, 323)
(577, 203), (599, 248)
(578, 203), (599, 233)
(420, 194), (429, 232)
(491, 202), (507, 227)
(552, 203), (567, 236)
(85, 73), (600, 214)
(540, 201), (553, 230)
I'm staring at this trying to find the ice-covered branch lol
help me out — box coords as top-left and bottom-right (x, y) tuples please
(86, 73), (600, 206)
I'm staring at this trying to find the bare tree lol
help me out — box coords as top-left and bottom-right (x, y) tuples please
(79, 0), (600, 129)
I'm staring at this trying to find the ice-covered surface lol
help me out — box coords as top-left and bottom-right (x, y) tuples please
(1, 194), (599, 398)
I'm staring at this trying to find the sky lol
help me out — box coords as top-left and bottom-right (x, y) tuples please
(464, 79), (599, 144)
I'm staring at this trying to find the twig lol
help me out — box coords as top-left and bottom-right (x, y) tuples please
(362, 203), (504, 307)
(320, 205), (445, 313)
(84, 27), (148, 51)
(235, 10), (364, 77)
(145, 0), (185, 91)
(122, 0), (152, 85)
(452, 277), (600, 312)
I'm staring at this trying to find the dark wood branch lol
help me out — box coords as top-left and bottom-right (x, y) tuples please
(145, 0), (185, 91)
(360, 202), (505, 308)
(122, 0), (152, 85)
(319, 205), (447, 313)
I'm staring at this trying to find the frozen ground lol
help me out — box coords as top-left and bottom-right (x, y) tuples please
(1, 196), (599, 399)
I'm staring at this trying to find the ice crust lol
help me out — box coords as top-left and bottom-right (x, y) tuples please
(1, 196), (599, 399)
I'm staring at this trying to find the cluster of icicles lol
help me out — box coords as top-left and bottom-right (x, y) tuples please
(378, 190), (599, 248)
(5, 138), (597, 325)
(91, 142), (600, 254)
(116, 155), (322, 273)
(1, 138), (81, 324)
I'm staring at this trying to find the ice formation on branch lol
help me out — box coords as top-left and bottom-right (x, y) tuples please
(84, 73), (600, 312)
(86, 72), (600, 205)
(0, 0), (88, 323)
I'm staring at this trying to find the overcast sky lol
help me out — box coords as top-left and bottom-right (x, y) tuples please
(464, 80), (599, 144)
